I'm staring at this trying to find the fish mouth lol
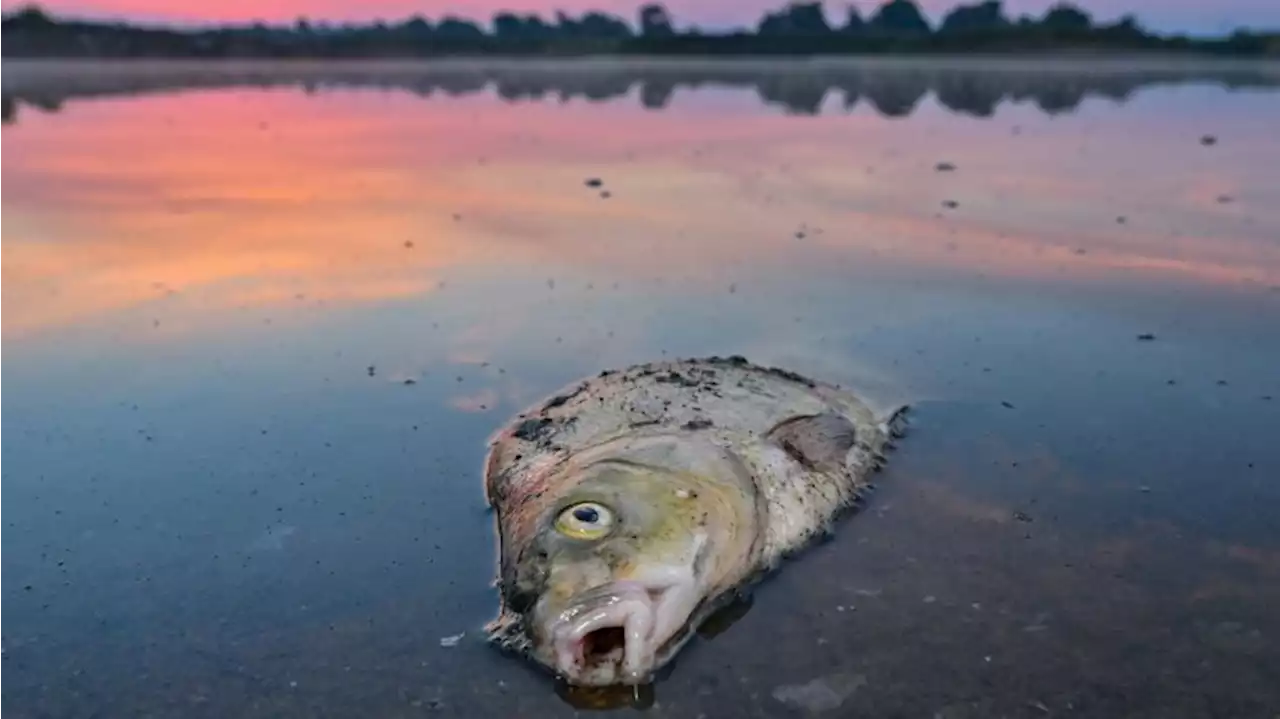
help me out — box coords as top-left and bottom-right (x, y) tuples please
(549, 576), (697, 686)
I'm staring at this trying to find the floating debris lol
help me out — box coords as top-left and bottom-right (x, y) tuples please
(439, 633), (465, 648)
(772, 673), (867, 713)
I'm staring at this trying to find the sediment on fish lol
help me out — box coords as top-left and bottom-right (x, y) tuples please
(482, 356), (908, 686)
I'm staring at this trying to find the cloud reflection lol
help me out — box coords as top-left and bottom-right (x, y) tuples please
(3, 61), (1279, 340)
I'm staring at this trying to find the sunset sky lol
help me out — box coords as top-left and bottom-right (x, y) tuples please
(5, 0), (1278, 34)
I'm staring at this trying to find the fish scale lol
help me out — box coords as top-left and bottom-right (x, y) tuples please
(483, 355), (908, 684)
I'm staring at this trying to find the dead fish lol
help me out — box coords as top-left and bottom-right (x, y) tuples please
(483, 356), (907, 686)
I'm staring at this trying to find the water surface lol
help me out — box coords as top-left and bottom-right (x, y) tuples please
(4, 59), (1280, 718)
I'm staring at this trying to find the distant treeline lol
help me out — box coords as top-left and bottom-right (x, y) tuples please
(3, 1), (1278, 58)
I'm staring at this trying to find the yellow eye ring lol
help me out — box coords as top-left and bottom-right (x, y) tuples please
(555, 502), (614, 540)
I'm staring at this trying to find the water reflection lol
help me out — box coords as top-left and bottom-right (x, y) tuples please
(3, 60), (1280, 718)
(4, 58), (1279, 122)
(5, 61), (1278, 343)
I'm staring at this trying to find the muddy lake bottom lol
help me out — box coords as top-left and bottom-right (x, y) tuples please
(3, 58), (1280, 717)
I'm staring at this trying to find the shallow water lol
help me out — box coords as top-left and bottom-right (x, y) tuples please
(4, 58), (1280, 718)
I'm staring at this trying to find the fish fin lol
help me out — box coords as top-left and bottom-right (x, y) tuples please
(765, 412), (859, 475)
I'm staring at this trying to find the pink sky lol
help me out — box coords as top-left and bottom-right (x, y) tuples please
(4, 0), (1277, 33)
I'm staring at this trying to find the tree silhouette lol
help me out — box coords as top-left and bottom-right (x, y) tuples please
(579, 12), (632, 39)
(638, 4), (674, 37)
(435, 17), (485, 39)
(7, 4), (52, 27)
(842, 5), (866, 35)
(1, 0), (1273, 59)
(939, 1), (1009, 34)
(494, 13), (556, 41)
(869, 0), (931, 36)
(758, 3), (831, 36)
(1042, 3), (1092, 31)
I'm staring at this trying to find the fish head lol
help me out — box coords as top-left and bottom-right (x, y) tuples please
(499, 455), (760, 686)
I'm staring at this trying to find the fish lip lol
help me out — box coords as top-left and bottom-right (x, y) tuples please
(549, 580), (676, 686)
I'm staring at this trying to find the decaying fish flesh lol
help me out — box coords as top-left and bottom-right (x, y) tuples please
(483, 356), (907, 686)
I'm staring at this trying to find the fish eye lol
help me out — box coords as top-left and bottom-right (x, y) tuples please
(555, 502), (614, 540)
